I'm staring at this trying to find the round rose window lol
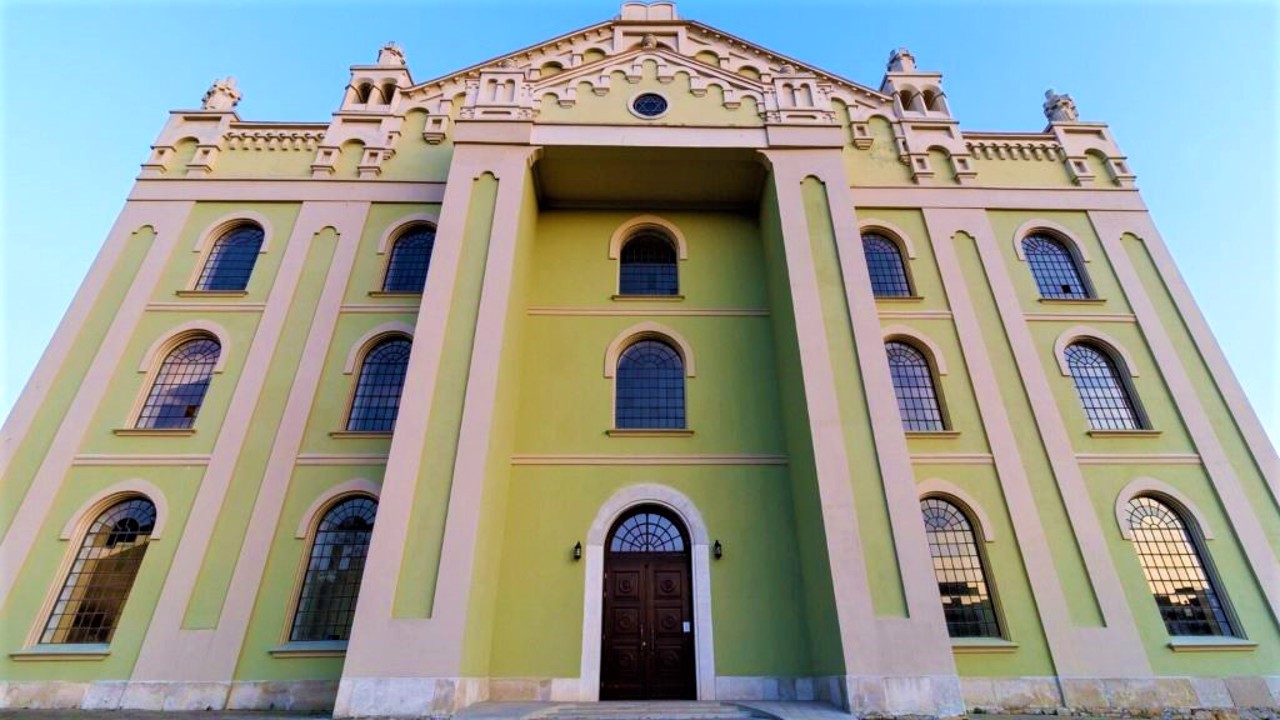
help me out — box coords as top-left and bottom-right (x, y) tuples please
(632, 93), (668, 118)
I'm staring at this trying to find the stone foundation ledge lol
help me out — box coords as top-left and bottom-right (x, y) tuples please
(960, 676), (1280, 715)
(0, 679), (339, 713)
(334, 676), (489, 718)
(844, 674), (966, 718)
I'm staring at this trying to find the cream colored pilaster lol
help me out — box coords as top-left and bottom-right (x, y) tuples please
(127, 202), (363, 701)
(925, 208), (1117, 678)
(0, 201), (194, 608)
(969, 211), (1151, 676)
(763, 149), (960, 716)
(335, 142), (534, 718)
(1090, 211), (1280, 623)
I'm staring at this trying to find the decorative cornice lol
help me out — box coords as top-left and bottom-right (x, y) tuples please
(72, 454), (211, 466)
(224, 127), (326, 152)
(510, 453), (787, 466)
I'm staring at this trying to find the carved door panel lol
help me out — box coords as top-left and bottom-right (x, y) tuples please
(601, 554), (694, 700)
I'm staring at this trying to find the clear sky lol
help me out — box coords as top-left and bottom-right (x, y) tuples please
(1, 1), (1276, 445)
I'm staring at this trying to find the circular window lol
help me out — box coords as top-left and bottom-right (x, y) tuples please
(632, 93), (668, 118)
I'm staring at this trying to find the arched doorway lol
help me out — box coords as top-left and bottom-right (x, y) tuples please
(600, 505), (696, 700)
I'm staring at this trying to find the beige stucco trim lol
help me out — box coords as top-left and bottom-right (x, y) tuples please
(882, 325), (949, 375)
(510, 453), (786, 465)
(607, 214), (689, 260)
(191, 211), (274, 253)
(849, 186), (1146, 212)
(294, 479), (382, 538)
(1114, 477), (1215, 541)
(0, 201), (193, 610)
(1051, 325), (1141, 377)
(1011, 219), (1093, 262)
(342, 322), (415, 374)
(137, 321), (232, 373)
(60, 480), (171, 541)
(130, 179), (448, 203)
(858, 219), (917, 258)
(376, 213), (440, 254)
(580, 484), (715, 702)
(603, 321), (697, 378)
(530, 306), (767, 317)
(916, 479), (996, 542)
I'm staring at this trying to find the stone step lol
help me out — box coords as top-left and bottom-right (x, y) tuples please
(533, 701), (770, 720)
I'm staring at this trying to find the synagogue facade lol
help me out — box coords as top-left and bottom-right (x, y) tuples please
(1, 3), (1278, 717)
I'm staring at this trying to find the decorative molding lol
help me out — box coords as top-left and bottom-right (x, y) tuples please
(343, 321), (415, 374)
(1114, 476), (1216, 541)
(1087, 429), (1162, 438)
(878, 309), (952, 320)
(61, 479), (171, 540)
(112, 428), (196, 438)
(376, 213), (439, 254)
(607, 214), (689, 260)
(147, 302), (266, 313)
(340, 304), (420, 314)
(138, 320), (232, 373)
(530, 306), (767, 317)
(857, 219), (917, 258)
(296, 479), (381, 538)
(605, 429), (694, 438)
(1012, 218), (1093, 262)
(510, 454), (787, 466)
(71, 454), (211, 467)
(10, 645), (111, 662)
(964, 135), (1064, 162)
(1025, 312), (1135, 323)
(192, 210), (274, 254)
(1075, 452), (1201, 465)
(917, 478), (997, 541)
(1052, 325), (1141, 377)
(1166, 637), (1257, 652)
(295, 453), (388, 466)
(909, 453), (994, 465)
(224, 127), (325, 152)
(603, 321), (697, 377)
(882, 324), (949, 374)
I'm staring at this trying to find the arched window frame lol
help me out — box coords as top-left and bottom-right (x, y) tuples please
(858, 221), (918, 298)
(1013, 221), (1096, 300)
(1053, 328), (1150, 432)
(376, 215), (440, 295)
(283, 489), (379, 647)
(128, 324), (229, 431)
(883, 332), (951, 433)
(342, 330), (413, 434)
(918, 492), (1006, 640)
(1117, 488), (1241, 639)
(187, 215), (271, 293)
(30, 491), (163, 649)
(604, 323), (695, 433)
(608, 215), (687, 299)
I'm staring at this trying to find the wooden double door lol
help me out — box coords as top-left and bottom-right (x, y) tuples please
(601, 552), (696, 699)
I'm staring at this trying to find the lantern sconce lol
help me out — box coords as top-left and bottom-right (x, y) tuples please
(713, 540), (723, 560)
(573, 542), (583, 561)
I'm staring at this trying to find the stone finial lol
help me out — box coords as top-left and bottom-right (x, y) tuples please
(378, 41), (406, 66)
(1043, 88), (1079, 122)
(641, 33), (658, 49)
(887, 48), (916, 73)
(498, 58), (516, 69)
(201, 76), (241, 111)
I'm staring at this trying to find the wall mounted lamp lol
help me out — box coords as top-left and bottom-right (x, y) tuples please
(573, 541), (583, 561)
(713, 540), (723, 560)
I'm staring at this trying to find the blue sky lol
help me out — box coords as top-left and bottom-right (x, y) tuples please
(1, 1), (1276, 444)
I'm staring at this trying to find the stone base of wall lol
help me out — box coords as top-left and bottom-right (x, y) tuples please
(961, 676), (1280, 716)
(333, 676), (489, 718)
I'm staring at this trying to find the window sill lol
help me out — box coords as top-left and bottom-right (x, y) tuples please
(905, 430), (960, 439)
(113, 428), (196, 437)
(1037, 297), (1107, 305)
(329, 431), (394, 439)
(367, 291), (422, 298)
(874, 295), (925, 303)
(10, 644), (111, 661)
(611, 294), (685, 302)
(607, 429), (695, 437)
(268, 641), (347, 658)
(1167, 636), (1257, 652)
(1087, 429), (1162, 438)
(950, 638), (1018, 654)
(175, 290), (249, 298)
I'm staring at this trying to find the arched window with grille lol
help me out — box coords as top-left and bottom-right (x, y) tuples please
(608, 507), (688, 553)
(136, 336), (221, 429)
(885, 340), (946, 431)
(1065, 342), (1144, 430)
(40, 497), (156, 644)
(347, 336), (411, 432)
(196, 224), (264, 291)
(619, 232), (678, 296)
(1125, 495), (1237, 637)
(862, 232), (912, 297)
(382, 225), (435, 293)
(1022, 233), (1091, 299)
(615, 339), (685, 429)
(920, 496), (1001, 638)
(290, 495), (378, 642)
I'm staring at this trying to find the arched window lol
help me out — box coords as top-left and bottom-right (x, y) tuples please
(1022, 234), (1091, 299)
(619, 232), (678, 296)
(195, 224), (264, 292)
(1125, 495), (1236, 637)
(41, 497), (156, 644)
(347, 337), (411, 432)
(1065, 342), (1144, 430)
(920, 497), (1000, 638)
(862, 233), (912, 297)
(609, 507), (687, 553)
(136, 336), (221, 429)
(615, 339), (685, 429)
(885, 341), (945, 431)
(290, 495), (377, 642)
(382, 225), (435, 293)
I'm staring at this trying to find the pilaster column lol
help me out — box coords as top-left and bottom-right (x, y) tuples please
(335, 141), (536, 719)
(1090, 211), (1280, 623)
(762, 148), (960, 717)
(0, 201), (194, 607)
